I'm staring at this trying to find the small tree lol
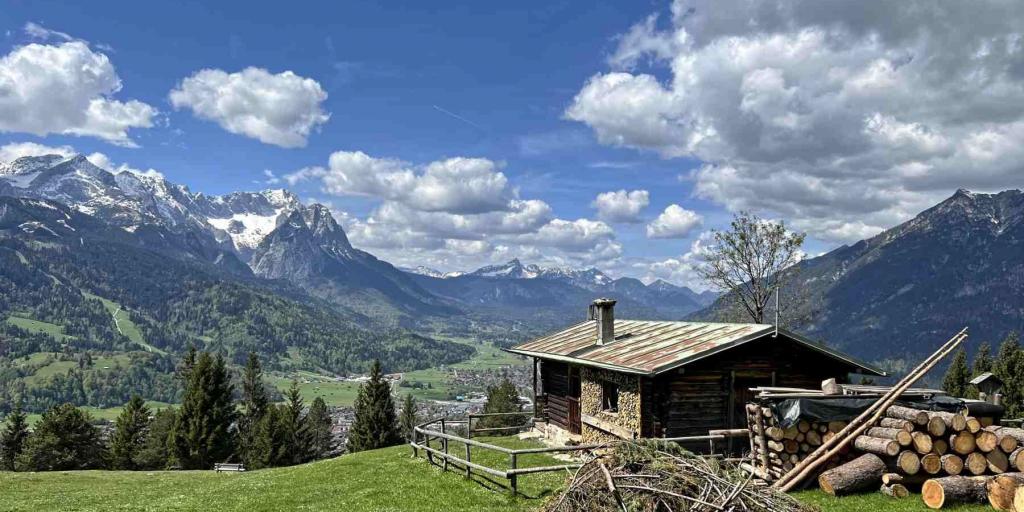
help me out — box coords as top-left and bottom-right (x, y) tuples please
(346, 360), (401, 453)
(994, 332), (1024, 417)
(279, 381), (311, 465)
(306, 396), (334, 460)
(109, 396), (152, 470)
(398, 394), (418, 442)
(972, 342), (993, 376)
(697, 211), (806, 324)
(0, 400), (29, 471)
(136, 407), (176, 470)
(251, 405), (286, 469)
(942, 347), (970, 398)
(17, 403), (105, 471)
(170, 352), (236, 469)
(239, 352), (269, 467)
(477, 378), (524, 429)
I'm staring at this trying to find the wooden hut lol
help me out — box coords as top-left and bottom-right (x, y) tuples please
(506, 299), (885, 448)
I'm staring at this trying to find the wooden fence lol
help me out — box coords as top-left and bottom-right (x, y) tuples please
(410, 412), (750, 494)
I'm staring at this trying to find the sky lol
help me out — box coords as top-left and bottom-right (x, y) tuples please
(2, 1), (1024, 290)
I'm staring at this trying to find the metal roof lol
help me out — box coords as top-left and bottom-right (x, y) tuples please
(969, 372), (999, 386)
(505, 320), (886, 377)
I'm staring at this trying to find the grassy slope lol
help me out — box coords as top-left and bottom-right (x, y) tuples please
(0, 436), (564, 512)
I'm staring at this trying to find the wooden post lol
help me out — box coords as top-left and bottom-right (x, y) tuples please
(532, 359), (538, 419)
(465, 442), (471, 479)
(412, 428), (418, 458)
(509, 452), (518, 494)
(727, 370), (736, 454)
(467, 415), (473, 440)
(425, 429), (433, 465)
(441, 419), (448, 472)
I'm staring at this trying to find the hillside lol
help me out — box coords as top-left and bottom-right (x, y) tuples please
(0, 437), (564, 512)
(0, 197), (472, 413)
(696, 189), (1024, 372)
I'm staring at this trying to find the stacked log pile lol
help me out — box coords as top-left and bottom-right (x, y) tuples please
(745, 404), (855, 480)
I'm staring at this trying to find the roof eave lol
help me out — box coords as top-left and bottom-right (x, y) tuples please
(503, 347), (652, 375)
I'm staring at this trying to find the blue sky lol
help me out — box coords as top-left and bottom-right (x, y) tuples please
(2, 1), (1023, 287)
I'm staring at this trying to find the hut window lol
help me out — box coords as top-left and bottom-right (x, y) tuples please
(602, 381), (619, 413)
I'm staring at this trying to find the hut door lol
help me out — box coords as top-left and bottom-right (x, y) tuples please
(731, 375), (772, 428)
(567, 366), (582, 434)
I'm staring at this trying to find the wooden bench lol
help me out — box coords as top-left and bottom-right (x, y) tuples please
(214, 463), (246, 473)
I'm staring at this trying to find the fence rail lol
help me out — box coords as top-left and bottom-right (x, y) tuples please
(410, 414), (750, 494)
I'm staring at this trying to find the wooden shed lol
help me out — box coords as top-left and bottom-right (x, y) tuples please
(506, 299), (885, 448)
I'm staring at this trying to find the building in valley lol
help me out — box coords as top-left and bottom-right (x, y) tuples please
(506, 298), (885, 448)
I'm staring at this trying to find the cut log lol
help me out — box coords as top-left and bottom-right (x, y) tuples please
(806, 430), (822, 446)
(784, 440), (799, 454)
(989, 449), (1010, 474)
(940, 454), (963, 476)
(951, 432), (976, 455)
(766, 426), (784, 441)
(991, 426), (1024, 444)
(783, 426), (799, 440)
(855, 436), (901, 457)
(966, 417), (982, 433)
(822, 378), (842, 395)
(865, 427), (913, 447)
(881, 483), (910, 498)
(879, 417), (915, 432)
(965, 452), (988, 475)
(927, 416), (948, 438)
(932, 439), (949, 456)
(922, 476), (992, 509)
(986, 473), (1024, 511)
(980, 417), (995, 428)
(977, 430), (999, 453)
(768, 440), (785, 452)
(887, 405), (929, 426)
(988, 426), (1024, 453)
(818, 453), (887, 496)
(895, 450), (921, 475)
(921, 453), (942, 475)
(913, 431), (935, 455)
(883, 472), (929, 486)
(828, 421), (848, 433)
(930, 411), (968, 432)
(999, 434), (1020, 454)
(1011, 448), (1024, 471)
(797, 420), (811, 433)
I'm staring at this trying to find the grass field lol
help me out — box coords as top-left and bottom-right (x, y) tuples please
(0, 436), (564, 512)
(24, 401), (173, 426)
(82, 292), (164, 354)
(793, 489), (990, 511)
(5, 316), (69, 341)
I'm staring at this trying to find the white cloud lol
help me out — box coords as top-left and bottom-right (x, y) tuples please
(0, 142), (75, 163)
(646, 204), (702, 238)
(287, 151), (515, 214)
(23, 22), (74, 42)
(84, 151), (164, 179)
(263, 169), (280, 185)
(592, 189), (649, 223)
(169, 67), (329, 148)
(638, 231), (715, 290)
(568, 1), (1024, 242)
(0, 42), (156, 146)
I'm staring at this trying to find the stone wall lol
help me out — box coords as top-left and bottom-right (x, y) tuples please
(580, 367), (641, 443)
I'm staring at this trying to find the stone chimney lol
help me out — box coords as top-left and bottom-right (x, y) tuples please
(589, 298), (616, 345)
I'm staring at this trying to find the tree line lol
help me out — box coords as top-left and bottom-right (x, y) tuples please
(943, 331), (1023, 416)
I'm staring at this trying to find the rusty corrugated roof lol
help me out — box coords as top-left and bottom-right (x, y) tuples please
(506, 320), (885, 376)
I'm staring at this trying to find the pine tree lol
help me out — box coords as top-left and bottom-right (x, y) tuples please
(398, 394), (418, 442)
(942, 347), (970, 398)
(477, 378), (524, 429)
(346, 360), (401, 453)
(306, 396), (334, 460)
(0, 400), (29, 471)
(170, 352), (236, 469)
(973, 342), (993, 376)
(109, 396), (152, 470)
(251, 405), (285, 469)
(994, 332), (1024, 417)
(136, 407), (176, 470)
(279, 381), (311, 465)
(17, 403), (105, 471)
(239, 352), (268, 467)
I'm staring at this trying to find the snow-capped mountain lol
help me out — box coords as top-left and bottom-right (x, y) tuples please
(466, 258), (614, 289)
(402, 266), (464, 279)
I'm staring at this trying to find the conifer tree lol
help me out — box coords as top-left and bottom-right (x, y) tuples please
(17, 403), (105, 471)
(306, 396), (334, 460)
(279, 381), (311, 465)
(170, 352), (236, 469)
(239, 352), (268, 467)
(346, 360), (401, 453)
(109, 396), (152, 470)
(398, 394), (418, 442)
(994, 332), (1023, 416)
(942, 347), (970, 398)
(477, 378), (524, 429)
(973, 342), (993, 376)
(137, 407), (176, 470)
(0, 400), (29, 471)
(251, 405), (285, 469)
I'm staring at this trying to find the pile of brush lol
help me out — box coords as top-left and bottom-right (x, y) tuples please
(542, 441), (813, 512)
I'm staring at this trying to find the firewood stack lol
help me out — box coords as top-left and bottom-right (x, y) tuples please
(746, 404), (856, 481)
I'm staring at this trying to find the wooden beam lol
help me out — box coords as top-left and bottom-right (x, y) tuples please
(581, 413), (637, 439)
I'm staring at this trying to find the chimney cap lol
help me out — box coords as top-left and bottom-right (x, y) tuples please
(592, 298), (617, 307)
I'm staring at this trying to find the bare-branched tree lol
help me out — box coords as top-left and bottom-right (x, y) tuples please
(697, 212), (805, 324)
